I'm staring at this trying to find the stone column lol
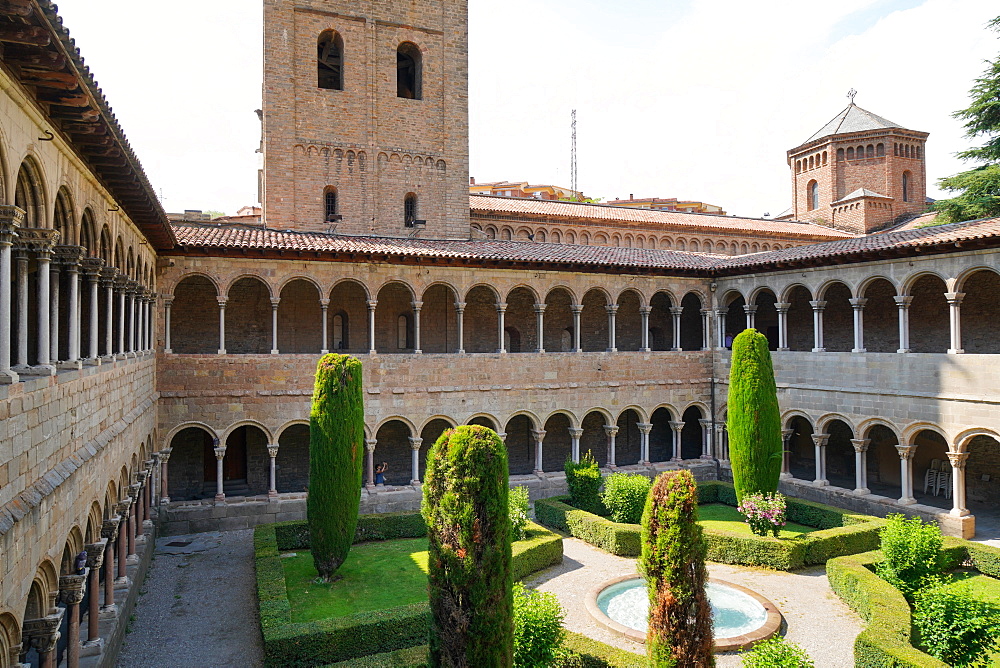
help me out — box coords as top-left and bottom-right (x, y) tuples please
(717, 424), (730, 462)
(216, 296), (227, 355)
(408, 437), (423, 484)
(144, 460), (156, 518)
(84, 540), (106, 647)
(0, 206), (21, 384)
(13, 247), (28, 371)
(319, 298), (330, 354)
(851, 438), (870, 495)
(945, 292), (965, 354)
(639, 306), (651, 352)
(163, 296), (174, 353)
(454, 301), (466, 353)
(568, 427), (583, 463)
(48, 257), (59, 363)
(774, 302), (790, 351)
(267, 445), (279, 497)
(159, 448), (172, 504)
(534, 303), (546, 353)
(270, 297), (280, 354)
(115, 276), (127, 357)
(147, 293), (154, 351)
(127, 486), (140, 563)
(100, 517), (120, 612)
(83, 258), (103, 362)
(700, 309), (712, 350)
(530, 429), (545, 474)
(366, 299), (377, 354)
(496, 302), (507, 353)
(22, 610), (63, 668)
(571, 304), (583, 352)
(127, 282), (137, 354)
(894, 295), (912, 353)
(34, 239), (55, 372)
(365, 438), (376, 488)
(669, 421), (684, 461)
(780, 428), (793, 479)
(214, 446), (226, 501)
(896, 445), (918, 505)
(101, 269), (116, 358)
(134, 475), (146, 538)
(604, 425), (619, 469)
(809, 300), (827, 352)
(812, 433), (829, 486)
(947, 451), (970, 517)
(848, 297), (867, 353)
(60, 571), (87, 668)
(411, 301), (423, 354)
(605, 304), (618, 352)
(60, 247), (86, 366)
(699, 419), (713, 459)
(744, 304), (757, 330)
(669, 306), (683, 351)
(115, 499), (130, 583)
(715, 308), (728, 349)
(637, 422), (652, 466)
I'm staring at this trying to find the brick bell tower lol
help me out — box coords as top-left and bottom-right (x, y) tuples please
(261, 0), (470, 238)
(787, 100), (929, 234)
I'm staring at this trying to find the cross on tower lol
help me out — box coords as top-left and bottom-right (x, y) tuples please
(847, 88), (857, 104)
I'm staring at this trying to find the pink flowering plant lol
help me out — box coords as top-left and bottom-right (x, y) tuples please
(737, 492), (787, 537)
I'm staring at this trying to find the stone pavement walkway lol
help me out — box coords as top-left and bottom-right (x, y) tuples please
(524, 538), (861, 668)
(116, 530), (263, 668)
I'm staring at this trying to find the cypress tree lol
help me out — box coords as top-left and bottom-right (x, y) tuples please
(727, 328), (783, 503)
(422, 425), (513, 667)
(640, 470), (714, 667)
(307, 353), (365, 581)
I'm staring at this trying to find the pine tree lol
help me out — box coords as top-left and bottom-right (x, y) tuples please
(933, 16), (1000, 224)
(640, 470), (714, 667)
(307, 353), (365, 580)
(727, 328), (783, 503)
(422, 425), (513, 667)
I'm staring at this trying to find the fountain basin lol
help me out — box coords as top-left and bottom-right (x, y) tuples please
(585, 575), (783, 652)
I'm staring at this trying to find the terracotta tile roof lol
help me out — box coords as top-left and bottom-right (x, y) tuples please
(470, 194), (853, 239)
(170, 223), (720, 272)
(874, 210), (940, 233)
(803, 103), (904, 144)
(832, 188), (891, 204)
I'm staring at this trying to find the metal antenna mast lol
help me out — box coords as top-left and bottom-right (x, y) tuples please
(570, 109), (578, 197)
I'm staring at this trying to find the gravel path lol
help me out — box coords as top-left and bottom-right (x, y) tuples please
(117, 530), (264, 668)
(524, 537), (861, 668)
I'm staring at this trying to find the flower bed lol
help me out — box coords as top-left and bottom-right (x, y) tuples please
(827, 538), (1000, 667)
(535, 481), (884, 569)
(256, 513), (563, 667)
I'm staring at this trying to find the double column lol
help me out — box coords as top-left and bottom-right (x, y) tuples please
(896, 445), (918, 505)
(568, 428), (583, 463)
(217, 296), (228, 355)
(945, 292), (965, 354)
(637, 422), (652, 466)
(531, 429), (545, 474)
(82, 258), (105, 363)
(411, 301), (423, 354)
(496, 302), (507, 353)
(100, 516), (121, 614)
(101, 269), (117, 359)
(604, 425), (618, 469)
(83, 539), (107, 652)
(715, 308), (728, 349)
(14, 227), (60, 375)
(851, 438), (870, 494)
(213, 441), (226, 501)
(812, 433), (829, 486)
(409, 437), (423, 484)
(606, 304), (618, 352)
(21, 607), (64, 668)
(59, 570), (88, 668)
(699, 419), (713, 459)
(639, 306), (651, 352)
(114, 276), (128, 358)
(268, 444), (280, 497)
(159, 448), (172, 504)
(53, 245), (85, 368)
(775, 302), (790, 351)
(669, 421), (684, 461)
(454, 301), (466, 354)
(894, 296), (913, 353)
(849, 297), (867, 353)
(809, 300), (827, 352)
(0, 205), (22, 384)
(669, 306), (683, 351)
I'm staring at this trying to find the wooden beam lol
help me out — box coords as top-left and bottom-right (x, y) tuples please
(0, 24), (49, 46)
(0, 0), (33, 16)
(39, 91), (91, 107)
(22, 70), (78, 91)
(2, 44), (64, 69)
(49, 106), (99, 121)
(61, 121), (106, 135)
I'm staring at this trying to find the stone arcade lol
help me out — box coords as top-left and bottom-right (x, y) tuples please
(1, 1), (999, 666)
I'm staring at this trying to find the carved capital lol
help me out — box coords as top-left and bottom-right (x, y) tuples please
(129, 483), (141, 501)
(454, 301), (466, 312)
(365, 438), (377, 453)
(849, 297), (868, 309)
(850, 438), (871, 453)
(101, 515), (121, 539)
(947, 451), (970, 469)
(23, 610), (64, 653)
(267, 444), (279, 459)
(53, 244), (86, 267)
(408, 437), (423, 451)
(533, 303), (547, 314)
(603, 425), (619, 437)
(81, 256), (105, 278)
(774, 302), (791, 313)
(85, 540), (108, 569)
(411, 300), (423, 311)
(636, 422), (653, 435)
(743, 305), (758, 314)
(669, 306), (684, 316)
(669, 421), (685, 433)
(811, 433), (830, 447)
(567, 428), (584, 439)
(0, 204), (25, 242)
(808, 300), (827, 311)
(530, 429), (546, 442)
(893, 295), (913, 308)
(214, 446), (226, 461)
(638, 306), (652, 316)
(895, 444), (918, 461)
(15, 227), (59, 255)
(605, 304), (619, 315)
(59, 573), (88, 605)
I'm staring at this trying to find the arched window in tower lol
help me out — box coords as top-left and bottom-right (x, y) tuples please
(807, 180), (819, 210)
(822, 151), (827, 165)
(876, 143), (885, 157)
(905, 145), (911, 158)
(902, 171), (911, 202)
(916, 146), (922, 159)
(396, 42), (422, 99)
(795, 160), (801, 173)
(404, 192), (418, 226)
(846, 147), (854, 160)
(837, 148), (845, 161)
(324, 187), (338, 221)
(808, 156), (813, 169)
(317, 31), (344, 90)
(866, 145), (874, 158)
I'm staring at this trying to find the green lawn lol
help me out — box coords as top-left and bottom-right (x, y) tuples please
(697, 503), (816, 539)
(940, 569), (1000, 604)
(281, 538), (430, 622)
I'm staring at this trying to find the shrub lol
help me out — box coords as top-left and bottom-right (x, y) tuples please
(565, 451), (604, 515)
(601, 473), (651, 525)
(510, 486), (530, 542)
(737, 492), (787, 537)
(727, 329), (782, 503)
(559, 632), (645, 668)
(913, 584), (1000, 667)
(422, 425), (513, 667)
(875, 514), (945, 598)
(308, 353), (365, 580)
(512, 582), (566, 667)
(511, 523), (564, 581)
(640, 470), (714, 666)
(740, 636), (814, 668)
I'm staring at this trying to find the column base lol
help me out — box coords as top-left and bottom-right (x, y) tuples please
(413, 350), (422, 354)
(268, 490), (278, 498)
(606, 348), (617, 353)
(949, 507), (971, 517)
(98, 605), (117, 620)
(113, 576), (131, 588)
(811, 348), (826, 353)
(126, 554), (139, 566)
(851, 348), (867, 354)
(80, 638), (104, 656)
(700, 455), (713, 460)
(671, 347), (682, 352)
(57, 359), (83, 370)
(535, 348), (545, 354)
(947, 348), (965, 355)
(898, 496), (917, 506)
(670, 457), (681, 463)
(85, 357), (102, 366)
(160, 497), (170, 505)
(365, 483), (375, 491)
(164, 348), (173, 354)
(320, 349), (329, 355)
(217, 349), (226, 355)
(410, 480), (421, 486)
(0, 369), (18, 384)
(573, 348), (583, 354)
(496, 349), (507, 354)
(779, 472), (792, 480)
(896, 348), (911, 354)
(853, 487), (870, 496)
(456, 349), (465, 354)
(639, 460), (651, 467)
(270, 349), (279, 355)
(214, 494), (226, 502)
(777, 347), (790, 352)
(640, 348), (651, 353)
(812, 479), (829, 487)
(100, 355), (116, 363)
(20, 364), (56, 376)
(368, 350), (377, 355)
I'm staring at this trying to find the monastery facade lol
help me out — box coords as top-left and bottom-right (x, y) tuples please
(0, 1), (999, 666)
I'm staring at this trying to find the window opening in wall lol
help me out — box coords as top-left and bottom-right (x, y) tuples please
(317, 31), (344, 90)
(404, 192), (418, 227)
(837, 148), (845, 161)
(846, 147), (854, 160)
(397, 314), (410, 349)
(333, 312), (348, 349)
(324, 188), (339, 221)
(397, 42), (421, 99)
(876, 143), (885, 157)
(902, 172), (910, 202)
(808, 180), (819, 210)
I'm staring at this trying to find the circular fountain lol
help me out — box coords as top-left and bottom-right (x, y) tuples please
(585, 575), (782, 652)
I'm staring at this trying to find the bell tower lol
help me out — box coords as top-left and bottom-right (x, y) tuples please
(261, 0), (470, 238)
(788, 101), (928, 234)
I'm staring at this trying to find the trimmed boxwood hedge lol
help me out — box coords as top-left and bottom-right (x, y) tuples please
(536, 481), (884, 569)
(827, 538), (1000, 667)
(256, 514), (562, 667)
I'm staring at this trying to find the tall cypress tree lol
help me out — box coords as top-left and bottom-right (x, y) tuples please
(727, 328), (783, 503)
(640, 470), (714, 667)
(307, 353), (365, 580)
(422, 425), (513, 667)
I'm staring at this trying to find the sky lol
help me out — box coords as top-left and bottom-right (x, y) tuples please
(55, 0), (999, 219)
